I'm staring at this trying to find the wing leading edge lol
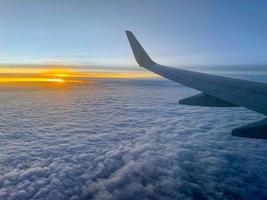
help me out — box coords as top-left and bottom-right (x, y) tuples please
(126, 31), (267, 139)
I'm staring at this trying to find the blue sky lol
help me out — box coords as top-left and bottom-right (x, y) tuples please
(0, 0), (267, 67)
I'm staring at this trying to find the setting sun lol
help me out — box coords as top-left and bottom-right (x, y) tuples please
(47, 78), (65, 83)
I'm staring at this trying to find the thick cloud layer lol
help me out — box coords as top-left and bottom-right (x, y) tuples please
(0, 79), (267, 200)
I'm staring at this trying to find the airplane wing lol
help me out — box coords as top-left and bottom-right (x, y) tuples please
(126, 31), (267, 139)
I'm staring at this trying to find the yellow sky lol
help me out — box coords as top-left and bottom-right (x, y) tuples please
(0, 66), (158, 84)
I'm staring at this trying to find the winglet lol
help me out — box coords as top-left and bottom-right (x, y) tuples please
(126, 31), (155, 67)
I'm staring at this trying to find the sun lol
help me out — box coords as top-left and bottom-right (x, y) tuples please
(47, 78), (65, 83)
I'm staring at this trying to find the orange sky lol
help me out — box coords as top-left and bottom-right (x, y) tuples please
(0, 66), (158, 84)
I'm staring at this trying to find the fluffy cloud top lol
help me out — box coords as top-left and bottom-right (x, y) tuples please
(0, 79), (266, 200)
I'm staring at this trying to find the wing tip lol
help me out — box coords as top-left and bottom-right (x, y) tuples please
(125, 30), (155, 67)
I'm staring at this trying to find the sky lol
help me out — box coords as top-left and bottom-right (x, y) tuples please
(0, 0), (267, 68)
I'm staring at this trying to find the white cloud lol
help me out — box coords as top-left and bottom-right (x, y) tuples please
(0, 79), (266, 200)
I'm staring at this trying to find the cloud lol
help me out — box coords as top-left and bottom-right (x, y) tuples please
(0, 79), (266, 200)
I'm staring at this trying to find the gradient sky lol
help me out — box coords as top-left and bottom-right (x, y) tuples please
(0, 0), (267, 68)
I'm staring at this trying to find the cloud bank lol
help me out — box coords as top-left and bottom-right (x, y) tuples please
(0, 79), (266, 200)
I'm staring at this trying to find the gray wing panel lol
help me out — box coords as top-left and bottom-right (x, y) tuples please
(147, 64), (267, 115)
(179, 93), (238, 107)
(126, 31), (267, 116)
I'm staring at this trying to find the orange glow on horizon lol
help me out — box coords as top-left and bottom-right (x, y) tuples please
(0, 77), (65, 83)
(0, 66), (158, 84)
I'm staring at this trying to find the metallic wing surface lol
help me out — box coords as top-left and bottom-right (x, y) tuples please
(126, 31), (267, 139)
